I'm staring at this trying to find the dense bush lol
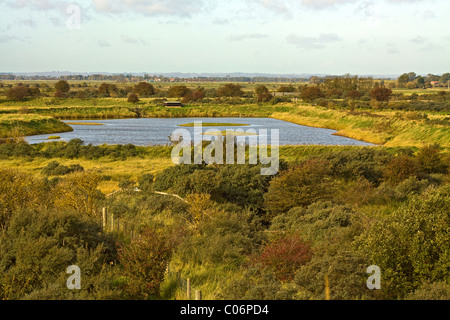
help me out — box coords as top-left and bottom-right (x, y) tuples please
(0, 209), (118, 300)
(355, 184), (450, 299)
(251, 234), (313, 281)
(264, 158), (335, 217)
(118, 225), (185, 299)
(41, 161), (84, 176)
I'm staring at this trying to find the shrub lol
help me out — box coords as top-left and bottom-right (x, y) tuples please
(354, 185), (450, 299)
(127, 93), (140, 103)
(264, 158), (334, 217)
(53, 171), (104, 217)
(177, 210), (260, 266)
(54, 80), (70, 94)
(252, 234), (313, 281)
(370, 86), (392, 102)
(300, 86), (324, 102)
(5, 85), (31, 101)
(217, 84), (244, 97)
(41, 161), (84, 176)
(117, 226), (185, 298)
(0, 209), (117, 300)
(406, 281), (450, 300)
(270, 201), (359, 247)
(416, 144), (448, 174)
(133, 82), (155, 97)
(383, 155), (422, 185)
(137, 173), (154, 192)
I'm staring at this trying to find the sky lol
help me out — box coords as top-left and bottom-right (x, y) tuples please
(0, 0), (449, 76)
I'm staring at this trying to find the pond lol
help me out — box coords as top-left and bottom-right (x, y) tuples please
(26, 118), (376, 146)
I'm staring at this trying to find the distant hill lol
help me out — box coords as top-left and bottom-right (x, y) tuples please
(0, 71), (401, 80)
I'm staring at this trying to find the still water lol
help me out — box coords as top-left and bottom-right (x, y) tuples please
(26, 118), (375, 146)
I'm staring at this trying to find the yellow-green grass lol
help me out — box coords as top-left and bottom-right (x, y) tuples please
(178, 122), (251, 127)
(47, 136), (61, 140)
(0, 114), (73, 139)
(0, 156), (174, 194)
(65, 122), (105, 125)
(202, 130), (258, 136)
(271, 105), (450, 148)
(164, 261), (242, 300)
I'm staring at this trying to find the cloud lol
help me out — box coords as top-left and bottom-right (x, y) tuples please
(19, 18), (38, 28)
(286, 33), (342, 50)
(247, 0), (292, 17)
(409, 35), (442, 51)
(227, 33), (269, 41)
(386, 42), (399, 54)
(422, 10), (436, 19)
(0, 35), (26, 43)
(301, 0), (357, 10)
(92, 0), (207, 17)
(410, 35), (427, 44)
(121, 34), (139, 44)
(98, 39), (111, 47)
(386, 0), (430, 3)
(121, 34), (147, 45)
(8, 0), (69, 11)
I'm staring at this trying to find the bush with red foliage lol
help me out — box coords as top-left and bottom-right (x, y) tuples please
(252, 234), (313, 281)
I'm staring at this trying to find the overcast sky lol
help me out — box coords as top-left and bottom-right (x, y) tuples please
(0, 0), (449, 75)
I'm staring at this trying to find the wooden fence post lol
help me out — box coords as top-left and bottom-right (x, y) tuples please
(186, 278), (191, 300)
(195, 290), (202, 301)
(102, 207), (107, 231)
(110, 214), (114, 233)
(325, 274), (330, 300)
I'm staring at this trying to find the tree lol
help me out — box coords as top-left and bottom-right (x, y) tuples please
(416, 76), (425, 87)
(255, 85), (273, 102)
(277, 85), (295, 92)
(300, 86), (324, 102)
(168, 85), (191, 98)
(54, 80), (70, 94)
(127, 93), (140, 103)
(370, 85), (392, 102)
(97, 83), (118, 97)
(217, 83), (244, 97)
(407, 72), (417, 82)
(191, 87), (206, 101)
(346, 89), (362, 99)
(133, 82), (155, 97)
(5, 85), (31, 101)
(440, 73), (450, 85)
(398, 73), (409, 85)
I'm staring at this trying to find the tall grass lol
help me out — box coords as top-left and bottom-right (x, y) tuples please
(0, 114), (73, 138)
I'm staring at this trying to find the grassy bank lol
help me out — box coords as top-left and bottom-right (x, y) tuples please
(0, 114), (73, 139)
(271, 106), (450, 148)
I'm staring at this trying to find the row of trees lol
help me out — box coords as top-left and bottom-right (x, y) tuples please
(398, 72), (450, 88)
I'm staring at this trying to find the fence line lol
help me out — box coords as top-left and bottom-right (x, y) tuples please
(102, 207), (202, 300)
(167, 264), (202, 300)
(102, 207), (137, 240)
